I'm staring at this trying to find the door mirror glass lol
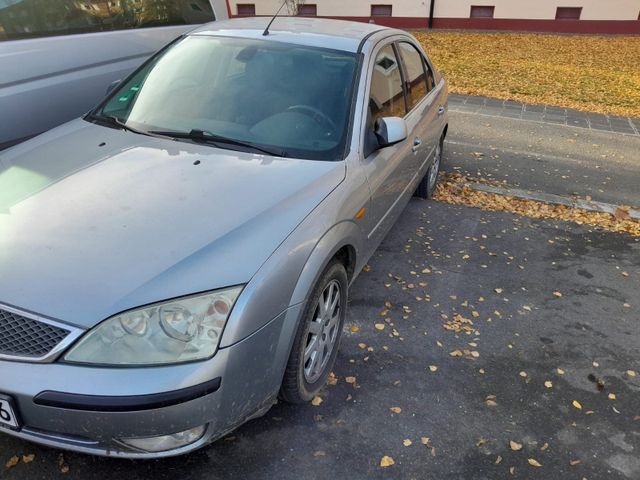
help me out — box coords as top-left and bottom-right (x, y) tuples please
(374, 117), (407, 149)
(106, 80), (121, 96)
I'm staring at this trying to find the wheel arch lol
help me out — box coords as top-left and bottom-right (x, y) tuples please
(289, 221), (362, 307)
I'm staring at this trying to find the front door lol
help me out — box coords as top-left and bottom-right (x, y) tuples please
(360, 41), (413, 248)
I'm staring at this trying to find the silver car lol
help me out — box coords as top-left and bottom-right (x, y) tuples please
(0, 17), (448, 458)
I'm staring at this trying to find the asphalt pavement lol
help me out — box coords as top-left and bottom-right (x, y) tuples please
(444, 104), (640, 208)
(1, 103), (639, 480)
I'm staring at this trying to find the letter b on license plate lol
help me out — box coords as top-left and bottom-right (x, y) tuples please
(0, 396), (20, 430)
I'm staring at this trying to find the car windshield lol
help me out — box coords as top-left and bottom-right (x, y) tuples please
(94, 36), (359, 161)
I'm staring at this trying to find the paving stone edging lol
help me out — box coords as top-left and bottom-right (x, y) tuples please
(449, 94), (640, 136)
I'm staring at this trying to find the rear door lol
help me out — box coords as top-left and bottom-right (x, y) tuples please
(395, 40), (440, 179)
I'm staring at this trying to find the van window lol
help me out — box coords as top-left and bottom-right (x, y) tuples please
(0, 0), (215, 41)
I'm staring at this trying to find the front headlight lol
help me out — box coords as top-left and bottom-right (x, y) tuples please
(64, 287), (243, 365)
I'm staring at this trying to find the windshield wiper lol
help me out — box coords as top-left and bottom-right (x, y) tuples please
(148, 129), (287, 157)
(87, 114), (156, 137)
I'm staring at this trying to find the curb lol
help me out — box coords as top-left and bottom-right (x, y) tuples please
(467, 183), (640, 221)
(448, 94), (640, 137)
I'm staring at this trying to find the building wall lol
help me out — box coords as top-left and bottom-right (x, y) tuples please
(228, 0), (640, 33)
(436, 0), (639, 21)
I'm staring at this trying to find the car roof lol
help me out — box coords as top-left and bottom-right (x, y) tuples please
(189, 17), (403, 52)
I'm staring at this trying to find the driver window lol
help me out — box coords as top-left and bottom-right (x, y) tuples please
(369, 44), (406, 124)
(365, 44), (406, 157)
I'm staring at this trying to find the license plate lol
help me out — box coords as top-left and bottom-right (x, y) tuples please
(0, 395), (20, 430)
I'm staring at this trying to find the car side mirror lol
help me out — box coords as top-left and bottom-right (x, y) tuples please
(374, 117), (408, 149)
(106, 79), (121, 96)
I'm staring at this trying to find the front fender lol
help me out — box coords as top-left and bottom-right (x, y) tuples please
(219, 217), (364, 349)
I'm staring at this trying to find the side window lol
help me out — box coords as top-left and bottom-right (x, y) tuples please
(365, 44), (406, 157)
(397, 42), (432, 111)
(369, 44), (406, 124)
(0, 0), (215, 41)
(426, 61), (436, 92)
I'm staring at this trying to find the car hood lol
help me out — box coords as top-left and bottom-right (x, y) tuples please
(0, 120), (345, 328)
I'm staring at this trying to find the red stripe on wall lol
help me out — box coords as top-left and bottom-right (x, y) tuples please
(431, 17), (640, 34)
(232, 15), (640, 35)
(322, 16), (429, 29)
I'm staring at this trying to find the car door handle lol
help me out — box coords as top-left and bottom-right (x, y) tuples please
(437, 106), (446, 116)
(412, 137), (422, 152)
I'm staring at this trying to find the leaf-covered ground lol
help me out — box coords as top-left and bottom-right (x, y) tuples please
(414, 31), (640, 118)
(434, 172), (640, 237)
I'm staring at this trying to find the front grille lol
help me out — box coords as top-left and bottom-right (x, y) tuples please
(0, 308), (70, 358)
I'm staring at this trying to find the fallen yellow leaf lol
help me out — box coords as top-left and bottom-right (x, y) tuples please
(421, 436), (430, 445)
(429, 365), (438, 372)
(380, 455), (395, 467)
(5, 456), (19, 469)
(350, 325), (359, 332)
(403, 439), (412, 446)
(390, 406), (402, 414)
(528, 458), (542, 467)
(311, 396), (323, 406)
(553, 291), (563, 297)
(627, 370), (637, 377)
(544, 380), (553, 388)
(374, 323), (385, 331)
(510, 440), (523, 451)
(572, 400), (582, 410)
(22, 454), (35, 464)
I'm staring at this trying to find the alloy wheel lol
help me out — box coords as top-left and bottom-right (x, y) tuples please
(428, 142), (441, 192)
(303, 279), (341, 383)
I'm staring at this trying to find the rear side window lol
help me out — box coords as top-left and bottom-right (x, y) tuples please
(397, 42), (433, 111)
(0, 0), (216, 41)
(369, 44), (406, 123)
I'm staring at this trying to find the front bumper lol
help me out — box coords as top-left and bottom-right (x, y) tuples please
(0, 305), (302, 458)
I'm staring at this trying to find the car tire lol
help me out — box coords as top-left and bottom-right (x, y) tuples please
(280, 259), (348, 404)
(415, 134), (444, 199)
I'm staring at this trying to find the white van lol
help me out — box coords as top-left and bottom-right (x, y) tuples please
(0, 0), (229, 149)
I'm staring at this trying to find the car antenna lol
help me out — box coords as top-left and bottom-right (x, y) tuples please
(263, 0), (287, 36)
